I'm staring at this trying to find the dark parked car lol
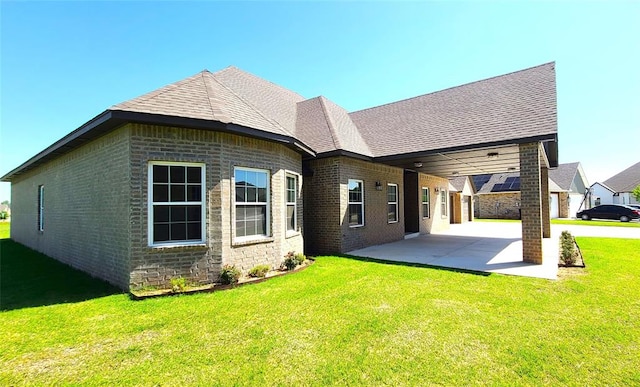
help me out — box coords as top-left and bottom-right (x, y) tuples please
(626, 204), (640, 210)
(577, 204), (640, 222)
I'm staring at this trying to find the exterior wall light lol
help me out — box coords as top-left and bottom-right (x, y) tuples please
(375, 181), (383, 191)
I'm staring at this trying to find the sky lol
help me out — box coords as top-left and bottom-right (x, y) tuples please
(1, 1), (639, 203)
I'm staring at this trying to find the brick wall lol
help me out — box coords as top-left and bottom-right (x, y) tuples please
(418, 173), (450, 233)
(10, 128), (132, 289)
(303, 158), (342, 254)
(128, 124), (304, 288)
(519, 142), (543, 264)
(476, 192), (522, 219)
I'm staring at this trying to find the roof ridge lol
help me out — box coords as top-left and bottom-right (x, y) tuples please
(211, 73), (295, 136)
(318, 96), (341, 151)
(200, 72), (230, 123)
(351, 61), (556, 115)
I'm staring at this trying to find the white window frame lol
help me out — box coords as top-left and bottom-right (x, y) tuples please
(285, 172), (298, 233)
(38, 185), (44, 232)
(387, 183), (398, 223)
(348, 179), (364, 227)
(422, 187), (430, 218)
(148, 161), (206, 247)
(234, 166), (271, 240)
(441, 189), (448, 217)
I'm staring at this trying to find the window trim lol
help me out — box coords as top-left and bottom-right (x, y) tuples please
(348, 179), (365, 228)
(387, 183), (398, 224)
(234, 166), (271, 241)
(285, 172), (298, 234)
(422, 187), (430, 219)
(38, 185), (44, 232)
(148, 161), (206, 247)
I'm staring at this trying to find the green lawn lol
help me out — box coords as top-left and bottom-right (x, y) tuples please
(1, 224), (639, 385)
(477, 218), (640, 228)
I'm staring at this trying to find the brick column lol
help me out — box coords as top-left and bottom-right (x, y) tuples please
(541, 166), (551, 238)
(519, 143), (543, 264)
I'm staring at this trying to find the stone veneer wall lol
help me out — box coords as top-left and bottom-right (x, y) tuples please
(475, 192), (522, 219)
(9, 128), (132, 289)
(128, 124), (303, 289)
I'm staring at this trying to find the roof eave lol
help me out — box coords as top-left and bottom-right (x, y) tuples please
(1, 110), (316, 182)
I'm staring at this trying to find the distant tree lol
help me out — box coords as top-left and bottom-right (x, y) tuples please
(0, 200), (8, 206)
(632, 185), (640, 202)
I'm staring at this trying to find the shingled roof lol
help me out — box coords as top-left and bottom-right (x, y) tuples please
(603, 161), (640, 192)
(2, 63), (558, 181)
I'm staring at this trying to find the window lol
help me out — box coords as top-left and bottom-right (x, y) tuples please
(286, 174), (297, 232)
(387, 184), (398, 223)
(348, 179), (364, 227)
(441, 189), (447, 217)
(148, 162), (205, 246)
(422, 187), (430, 218)
(38, 185), (44, 231)
(235, 167), (270, 238)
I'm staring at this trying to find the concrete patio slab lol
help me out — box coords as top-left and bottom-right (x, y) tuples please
(347, 222), (562, 279)
(347, 222), (639, 279)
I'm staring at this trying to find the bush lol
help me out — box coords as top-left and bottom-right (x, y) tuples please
(560, 230), (577, 266)
(294, 253), (306, 265)
(248, 264), (270, 278)
(220, 265), (241, 284)
(283, 251), (298, 271)
(170, 276), (187, 293)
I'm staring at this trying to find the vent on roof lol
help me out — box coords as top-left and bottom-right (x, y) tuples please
(492, 176), (521, 192)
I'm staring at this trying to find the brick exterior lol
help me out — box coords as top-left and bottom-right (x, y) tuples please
(519, 143), (543, 264)
(303, 157), (449, 254)
(541, 167), (551, 238)
(559, 192), (569, 218)
(10, 123), (304, 291)
(476, 192), (522, 219)
(418, 173), (451, 233)
(10, 128), (132, 289)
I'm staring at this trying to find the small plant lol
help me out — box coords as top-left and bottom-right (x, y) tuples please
(220, 265), (241, 284)
(248, 264), (270, 278)
(283, 251), (298, 271)
(294, 252), (306, 265)
(560, 230), (577, 266)
(170, 276), (187, 293)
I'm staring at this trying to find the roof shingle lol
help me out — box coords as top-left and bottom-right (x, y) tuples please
(603, 161), (640, 192)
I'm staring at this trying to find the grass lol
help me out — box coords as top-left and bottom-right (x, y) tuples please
(1, 224), (639, 385)
(477, 217), (640, 228)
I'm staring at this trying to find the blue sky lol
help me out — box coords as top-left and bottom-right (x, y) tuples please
(1, 1), (639, 203)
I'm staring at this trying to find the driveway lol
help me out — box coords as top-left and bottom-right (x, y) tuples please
(346, 222), (640, 280)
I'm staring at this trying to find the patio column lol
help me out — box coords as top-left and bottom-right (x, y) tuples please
(519, 142), (543, 264)
(541, 166), (551, 238)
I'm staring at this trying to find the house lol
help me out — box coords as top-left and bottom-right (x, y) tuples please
(448, 176), (475, 223)
(474, 162), (589, 219)
(1, 63), (558, 291)
(590, 161), (640, 206)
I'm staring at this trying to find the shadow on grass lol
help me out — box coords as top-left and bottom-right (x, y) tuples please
(336, 254), (491, 277)
(0, 239), (122, 311)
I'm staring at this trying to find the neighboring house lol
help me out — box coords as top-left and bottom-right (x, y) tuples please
(474, 162), (589, 219)
(448, 176), (474, 223)
(1, 63), (559, 291)
(590, 161), (640, 206)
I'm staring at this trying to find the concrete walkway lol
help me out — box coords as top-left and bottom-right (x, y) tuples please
(347, 222), (640, 280)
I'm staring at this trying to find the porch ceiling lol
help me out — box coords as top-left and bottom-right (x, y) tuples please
(378, 144), (522, 178)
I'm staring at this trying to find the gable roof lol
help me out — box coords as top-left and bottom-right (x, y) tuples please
(2, 63), (558, 182)
(603, 161), (640, 192)
(449, 176), (469, 192)
(350, 62), (557, 158)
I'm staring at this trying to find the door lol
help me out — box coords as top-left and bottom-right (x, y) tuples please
(403, 170), (419, 233)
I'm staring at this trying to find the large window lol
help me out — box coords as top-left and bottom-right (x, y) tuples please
(422, 187), (430, 218)
(387, 183), (398, 223)
(286, 174), (297, 232)
(348, 179), (364, 227)
(149, 162), (205, 246)
(441, 189), (447, 217)
(235, 167), (270, 238)
(38, 185), (44, 231)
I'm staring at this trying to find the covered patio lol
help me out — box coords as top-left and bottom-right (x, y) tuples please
(347, 222), (560, 279)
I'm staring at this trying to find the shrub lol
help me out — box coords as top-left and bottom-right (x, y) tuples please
(294, 253), (306, 265)
(248, 264), (270, 278)
(560, 230), (577, 266)
(283, 251), (298, 271)
(170, 276), (187, 293)
(220, 265), (241, 285)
